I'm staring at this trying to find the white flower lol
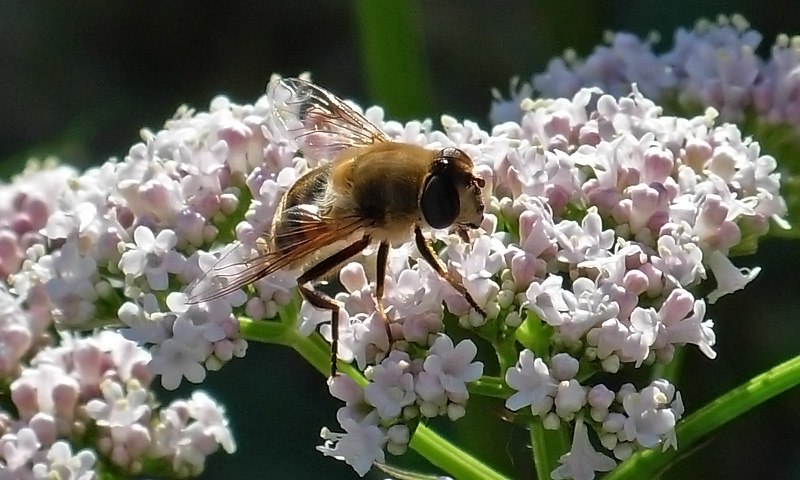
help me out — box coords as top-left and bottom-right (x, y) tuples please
(187, 391), (236, 454)
(385, 424), (410, 456)
(551, 353), (580, 381)
(504, 349), (557, 416)
(489, 77), (534, 125)
(118, 294), (169, 344)
(556, 208), (615, 265)
(422, 336), (483, 399)
(620, 380), (681, 449)
(654, 289), (716, 359)
(11, 363), (80, 421)
(651, 229), (706, 289)
(704, 250), (760, 303)
(328, 374), (375, 423)
(0, 286), (33, 377)
(383, 260), (447, 318)
(559, 278), (620, 343)
(555, 379), (587, 418)
(86, 379), (149, 429)
(444, 235), (505, 314)
(148, 336), (208, 390)
(552, 417), (616, 480)
(525, 275), (569, 327)
(364, 351), (416, 420)
(42, 242), (98, 325)
(336, 312), (391, 370)
(1, 427), (41, 470)
(318, 411), (386, 477)
(31, 441), (97, 480)
(119, 226), (186, 290)
(85, 379), (152, 467)
(415, 370), (448, 418)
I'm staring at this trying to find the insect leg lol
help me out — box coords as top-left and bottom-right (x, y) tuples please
(297, 235), (371, 377)
(375, 241), (392, 342)
(414, 226), (486, 317)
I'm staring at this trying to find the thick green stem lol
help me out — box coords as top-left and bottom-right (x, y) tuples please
(605, 352), (800, 480)
(410, 426), (509, 480)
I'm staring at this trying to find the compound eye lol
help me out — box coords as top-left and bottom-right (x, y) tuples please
(421, 174), (460, 229)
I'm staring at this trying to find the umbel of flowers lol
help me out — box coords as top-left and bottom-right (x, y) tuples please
(491, 13), (800, 130)
(2, 58), (786, 480)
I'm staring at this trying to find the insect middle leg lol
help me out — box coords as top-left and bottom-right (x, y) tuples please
(414, 226), (486, 317)
(297, 235), (371, 377)
(374, 241), (393, 343)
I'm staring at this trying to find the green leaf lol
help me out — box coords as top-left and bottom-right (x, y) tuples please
(353, 0), (433, 119)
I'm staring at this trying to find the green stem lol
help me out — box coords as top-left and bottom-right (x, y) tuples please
(493, 332), (519, 374)
(468, 375), (510, 398)
(515, 311), (551, 359)
(409, 426), (509, 480)
(529, 418), (569, 480)
(649, 346), (684, 384)
(605, 352), (800, 480)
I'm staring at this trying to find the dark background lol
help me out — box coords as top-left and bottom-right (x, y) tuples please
(3, 1), (800, 479)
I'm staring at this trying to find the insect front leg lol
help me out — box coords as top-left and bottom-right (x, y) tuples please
(414, 226), (487, 317)
(297, 236), (371, 377)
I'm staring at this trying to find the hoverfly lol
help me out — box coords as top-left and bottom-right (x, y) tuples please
(186, 77), (486, 376)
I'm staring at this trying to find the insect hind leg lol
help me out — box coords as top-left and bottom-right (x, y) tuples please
(297, 284), (341, 377)
(297, 235), (372, 377)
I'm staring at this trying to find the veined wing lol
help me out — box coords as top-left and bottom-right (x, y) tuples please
(184, 208), (372, 303)
(266, 77), (390, 162)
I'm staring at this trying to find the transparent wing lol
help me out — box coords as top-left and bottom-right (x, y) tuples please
(184, 208), (372, 304)
(266, 77), (390, 162)
(183, 242), (272, 304)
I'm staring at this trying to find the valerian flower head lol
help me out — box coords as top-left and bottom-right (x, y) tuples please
(0, 47), (784, 477)
(492, 13), (800, 133)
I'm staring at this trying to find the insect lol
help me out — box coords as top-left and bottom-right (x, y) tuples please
(186, 77), (487, 376)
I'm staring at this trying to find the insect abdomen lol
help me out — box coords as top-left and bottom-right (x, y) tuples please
(283, 163), (332, 209)
(272, 164), (333, 252)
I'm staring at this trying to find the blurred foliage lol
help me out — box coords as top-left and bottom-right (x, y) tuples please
(354, 0), (432, 119)
(4, 1), (800, 479)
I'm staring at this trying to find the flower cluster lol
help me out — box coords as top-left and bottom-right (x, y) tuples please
(0, 326), (234, 478)
(0, 128), (242, 477)
(318, 339), (483, 476)
(491, 14), (800, 129)
(3, 62), (786, 478)
(306, 84), (784, 477)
